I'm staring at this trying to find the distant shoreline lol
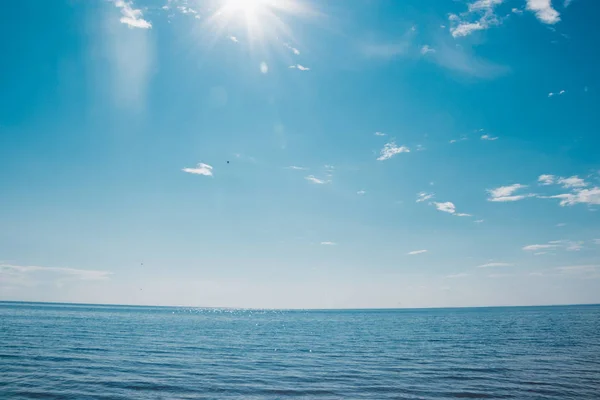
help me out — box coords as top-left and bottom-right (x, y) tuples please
(1, 300), (599, 312)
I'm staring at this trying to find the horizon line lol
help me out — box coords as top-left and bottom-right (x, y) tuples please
(1, 300), (599, 312)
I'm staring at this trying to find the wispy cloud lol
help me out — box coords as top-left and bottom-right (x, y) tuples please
(446, 273), (470, 279)
(537, 175), (597, 206)
(432, 201), (471, 216)
(377, 142), (410, 161)
(526, 0), (560, 24)
(474, 219), (484, 223)
(564, 0), (575, 7)
(420, 45), (436, 55)
(407, 250), (427, 255)
(287, 166), (308, 171)
(289, 64), (310, 71)
(114, 0), (152, 29)
(448, 0), (504, 38)
(429, 41), (509, 79)
(374, 132), (386, 136)
(480, 134), (498, 141)
(1, 263), (112, 282)
(305, 175), (328, 184)
(416, 192), (434, 203)
(357, 190), (366, 195)
(177, 6), (197, 15)
(523, 243), (560, 251)
(512, 7), (524, 14)
(548, 89), (566, 97)
(487, 184), (533, 202)
(284, 43), (300, 55)
(229, 36), (239, 43)
(538, 174), (555, 185)
(477, 262), (513, 268)
(320, 241), (337, 246)
(558, 176), (587, 188)
(182, 163), (213, 176)
(546, 187), (600, 206)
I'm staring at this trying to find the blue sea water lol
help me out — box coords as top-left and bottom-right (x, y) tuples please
(1, 302), (599, 399)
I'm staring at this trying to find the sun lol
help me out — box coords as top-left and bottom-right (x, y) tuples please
(207, 0), (315, 44)
(219, 0), (273, 34)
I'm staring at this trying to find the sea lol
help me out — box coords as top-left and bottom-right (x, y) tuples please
(1, 302), (599, 399)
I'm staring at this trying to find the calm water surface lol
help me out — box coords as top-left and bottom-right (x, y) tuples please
(1, 302), (599, 399)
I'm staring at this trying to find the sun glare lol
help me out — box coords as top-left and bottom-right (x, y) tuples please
(208, 0), (315, 45)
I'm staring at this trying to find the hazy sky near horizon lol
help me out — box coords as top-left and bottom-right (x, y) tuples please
(1, 0), (600, 308)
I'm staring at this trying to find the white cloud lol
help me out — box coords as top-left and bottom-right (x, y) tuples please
(481, 134), (498, 141)
(177, 6), (197, 15)
(374, 132), (386, 136)
(512, 8), (523, 14)
(320, 241), (337, 246)
(558, 175), (587, 188)
(305, 175), (328, 184)
(477, 262), (513, 268)
(451, 21), (486, 37)
(474, 219), (484, 223)
(377, 142), (410, 161)
(433, 201), (456, 214)
(526, 0), (560, 24)
(114, 0), (152, 29)
(547, 187), (600, 206)
(229, 36), (239, 43)
(182, 163), (214, 176)
(430, 201), (472, 217)
(420, 45), (436, 55)
(357, 190), (366, 195)
(408, 250), (428, 255)
(523, 244), (560, 251)
(559, 90), (566, 95)
(548, 92), (554, 97)
(446, 273), (470, 279)
(538, 174), (556, 185)
(260, 62), (269, 74)
(0, 263), (112, 281)
(455, 213), (472, 217)
(448, 0), (504, 38)
(487, 184), (533, 202)
(449, 139), (457, 144)
(287, 166), (308, 170)
(416, 192), (434, 203)
(564, 0), (574, 7)
(289, 64), (310, 71)
(284, 43), (300, 55)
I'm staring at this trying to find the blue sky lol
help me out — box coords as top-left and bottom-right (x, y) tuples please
(1, 0), (599, 308)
